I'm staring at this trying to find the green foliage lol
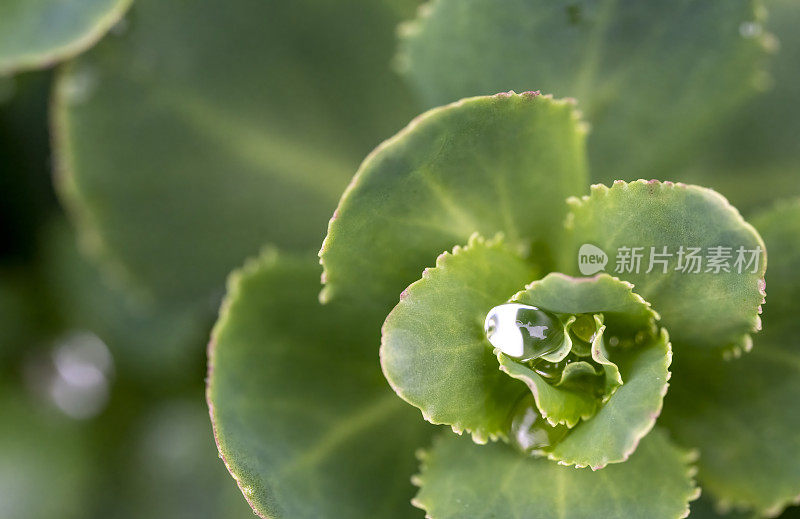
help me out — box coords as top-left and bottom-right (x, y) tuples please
(211, 88), (770, 517)
(320, 92), (587, 309)
(53, 0), (420, 304)
(3, 1), (800, 518)
(397, 0), (769, 184)
(381, 235), (537, 443)
(412, 429), (698, 519)
(662, 199), (800, 516)
(563, 181), (767, 354)
(208, 251), (432, 518)
(0, 0), (131, 75)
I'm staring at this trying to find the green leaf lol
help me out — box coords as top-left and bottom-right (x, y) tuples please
(513, 272), (658, 334)
(207, 250), (432, 518)
(547, 328), (670, 469)
(381, 235), (538, 443)
(412, 428), (698, 519)
(563, 180), (766, 354)
(662, 199), (800, 516)
(382, 238), (670, 468)
(0, 0), (131, 75)
(53, 0), (420, 304)
(320, 91), (587, 310)
(397, 0), (769, 184)
(499, 274), (670, 468)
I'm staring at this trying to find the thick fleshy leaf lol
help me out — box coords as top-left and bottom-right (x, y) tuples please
(500, 273), (669, 468)
(397, 0), (768, 184)
(53, 0), (420, 304)
(513, 272), (658, 334)
(381, 235), (538, 443)
(208, 251), (432, 518)
(320, 92), (587, 310)
(412, 428), (698, 519)
(563, 180), (766, 354)
(547, 328), (670, 469)
(662, 199), (800, 516)
(0, 0), (130, 74)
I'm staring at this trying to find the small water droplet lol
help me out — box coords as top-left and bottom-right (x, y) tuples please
(739, 21), (762, 39)
(26, 331), (115, 420)
(60, 65), (98, 105)
(508, 395), (568, 454)
(485, 304), (564, 361)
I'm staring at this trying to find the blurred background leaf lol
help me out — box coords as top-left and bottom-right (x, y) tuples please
(680, 0), (800, 212)
(396, 0), (769, 188)
(53, 0), (423, 306)
(0, 0), (131, 75)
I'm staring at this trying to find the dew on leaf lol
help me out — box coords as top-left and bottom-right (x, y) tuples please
(59, 65), (98, 105)
(508, 395), (568, 455)
(484, 303), (564, 361)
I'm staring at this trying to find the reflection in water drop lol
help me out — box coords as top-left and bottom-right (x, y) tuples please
(38, 331), (114, 419)
(508, 395), (568, 455)
(59, 65), (98, 105)
(484, 303), (564, 361)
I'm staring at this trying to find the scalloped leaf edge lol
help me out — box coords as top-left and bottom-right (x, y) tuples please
(318, 91), (588, 305)
(548, 328), (673, 470)
(410, 428), (701, 519)
(380, 232), (527, 444)
(205, 247), (281, 519)
(565, 179), (767, 358)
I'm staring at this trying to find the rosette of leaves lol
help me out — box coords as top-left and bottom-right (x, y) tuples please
(207, 92), (788, 518)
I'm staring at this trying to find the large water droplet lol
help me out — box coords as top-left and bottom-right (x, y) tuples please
(508, 395), (568, 455)
(484, 303), (564, 361)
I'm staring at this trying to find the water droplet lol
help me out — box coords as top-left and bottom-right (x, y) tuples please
(739, 21), (762, 39)
(26, 331), (115, 420)
(485, 304), (564, 361)
(508, 395), (568, 454)
(59, 65), (98, 105)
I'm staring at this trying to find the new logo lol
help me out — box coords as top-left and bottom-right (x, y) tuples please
(578, 243), (608, 275)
